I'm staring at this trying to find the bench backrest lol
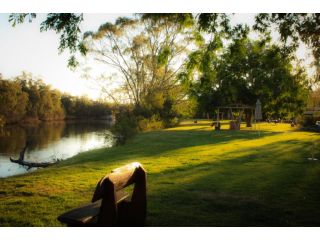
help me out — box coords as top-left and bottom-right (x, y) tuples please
(92, 162), (147, 226)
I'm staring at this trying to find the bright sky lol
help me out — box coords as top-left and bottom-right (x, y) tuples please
(0, 13), (313, 100)
(0, 13), (128, 99)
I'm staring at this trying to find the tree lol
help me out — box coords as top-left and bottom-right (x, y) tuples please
(82, 14), (196, 121)
(0, 78), (28, 123)
(16, 72), (42, 118)
(254, 14), (319, 72)
(61, 94), (111, 119)
(182, 35), (310, 119)
(0, 72), (112, 124)
(15, 73), (65, 121)
(179, 14), (250, 117)
(197, 13), (319, 81)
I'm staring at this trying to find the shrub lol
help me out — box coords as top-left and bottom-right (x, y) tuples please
(164, 117), (180, 128)
(111, 105), (181, 145)
(138, 115), (164, 131)
(111, 108), (138, 144)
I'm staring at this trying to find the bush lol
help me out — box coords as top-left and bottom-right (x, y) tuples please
(111, 108), (138, 144)
(163, 117), (180, 128)
(138, 115), (164, 131)
(111, 105), (181, 145)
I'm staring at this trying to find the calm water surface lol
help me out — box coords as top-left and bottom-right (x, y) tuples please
(0, 121), (114, 178)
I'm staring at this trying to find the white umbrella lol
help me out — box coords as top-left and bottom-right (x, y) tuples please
(255, 99), (262, 136)
(255, 99), (262, 121)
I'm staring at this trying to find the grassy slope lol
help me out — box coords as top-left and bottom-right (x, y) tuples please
(1, 120), (320, 226)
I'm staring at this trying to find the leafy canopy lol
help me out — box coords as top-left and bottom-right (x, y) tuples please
(181, 34), (310, 119)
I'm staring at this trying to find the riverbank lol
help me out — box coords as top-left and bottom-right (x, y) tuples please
(0, 120), (320, 226)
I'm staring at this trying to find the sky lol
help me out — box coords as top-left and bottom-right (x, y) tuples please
(0, 13), (128, 99)
(0, 13), (313, 100)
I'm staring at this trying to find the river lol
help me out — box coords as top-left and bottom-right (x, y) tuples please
(0, 121), (114, 178)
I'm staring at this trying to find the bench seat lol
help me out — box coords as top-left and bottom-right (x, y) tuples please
(58, 191), (130, 226)
(57, 162), (147, 226)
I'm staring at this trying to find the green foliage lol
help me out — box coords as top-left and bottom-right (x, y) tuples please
(0, 73), (111, 124)
(111, 107), (138, 142)
(198, 14), (232, 36)
(84, 14), (195, 111)
(137, 115), (164, 131)
(0, 78), (28, 123)
(197, 13), (319, 81)
(14, 73), (65, 121)
(164, 116), (180, 128)
(182, 34), (310, 119)
(61, 95), (111, 119)
(173, 98), (198, 119)
(136, 92), (180, 128)
(137, 115), (179, 131)
(110, 99), (181, 143)
(83, 14), (197, 129)
(254, 13), (320, 77)
(157, 46), (171, 65)
(140, 13), (194, 28)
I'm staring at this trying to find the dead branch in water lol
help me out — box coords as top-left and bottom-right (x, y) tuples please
(10, 142), (59, 170)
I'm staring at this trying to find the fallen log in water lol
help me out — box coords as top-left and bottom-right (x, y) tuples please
(9, 158), (55, 169)
(10, 142), (59, 170)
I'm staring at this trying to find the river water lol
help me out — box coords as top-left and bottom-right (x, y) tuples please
(0, 121), (114, 178)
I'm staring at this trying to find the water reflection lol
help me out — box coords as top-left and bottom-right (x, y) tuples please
(0, 121), (114, 178)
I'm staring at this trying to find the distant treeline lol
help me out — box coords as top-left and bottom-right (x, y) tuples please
(0, 73), (111, 125)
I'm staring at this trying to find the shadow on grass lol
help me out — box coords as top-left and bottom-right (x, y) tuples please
(2, 129), (319, 226)
(178, 122), (214, 128)
(57, 129), (281, 168)
(146, 140), (320, 226)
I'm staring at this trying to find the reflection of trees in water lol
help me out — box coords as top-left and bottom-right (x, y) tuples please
(24, 122), (66, 149)
(0, 121), (112, 154)
(63, 121), (112, 142)
(0, 126), (27, 153)
(63, 121), (111, 136)
(0, 122), (66, 153)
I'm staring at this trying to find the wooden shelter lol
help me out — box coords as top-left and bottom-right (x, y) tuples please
(214, 104), (255, 130)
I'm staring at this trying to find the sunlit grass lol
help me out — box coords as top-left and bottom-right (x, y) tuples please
(0, 120), (320, 226)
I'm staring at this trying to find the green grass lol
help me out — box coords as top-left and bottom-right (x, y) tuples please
(1, 120), (320, 226)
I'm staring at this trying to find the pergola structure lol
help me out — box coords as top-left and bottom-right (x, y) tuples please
(214, 104), (255, 130)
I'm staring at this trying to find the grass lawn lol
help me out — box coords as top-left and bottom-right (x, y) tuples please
(1, 120), (320, 226)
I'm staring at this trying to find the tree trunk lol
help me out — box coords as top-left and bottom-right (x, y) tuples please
(246, 111), (253, 127)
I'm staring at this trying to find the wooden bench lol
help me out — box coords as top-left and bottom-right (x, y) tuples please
(57, 162), (147, 226)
